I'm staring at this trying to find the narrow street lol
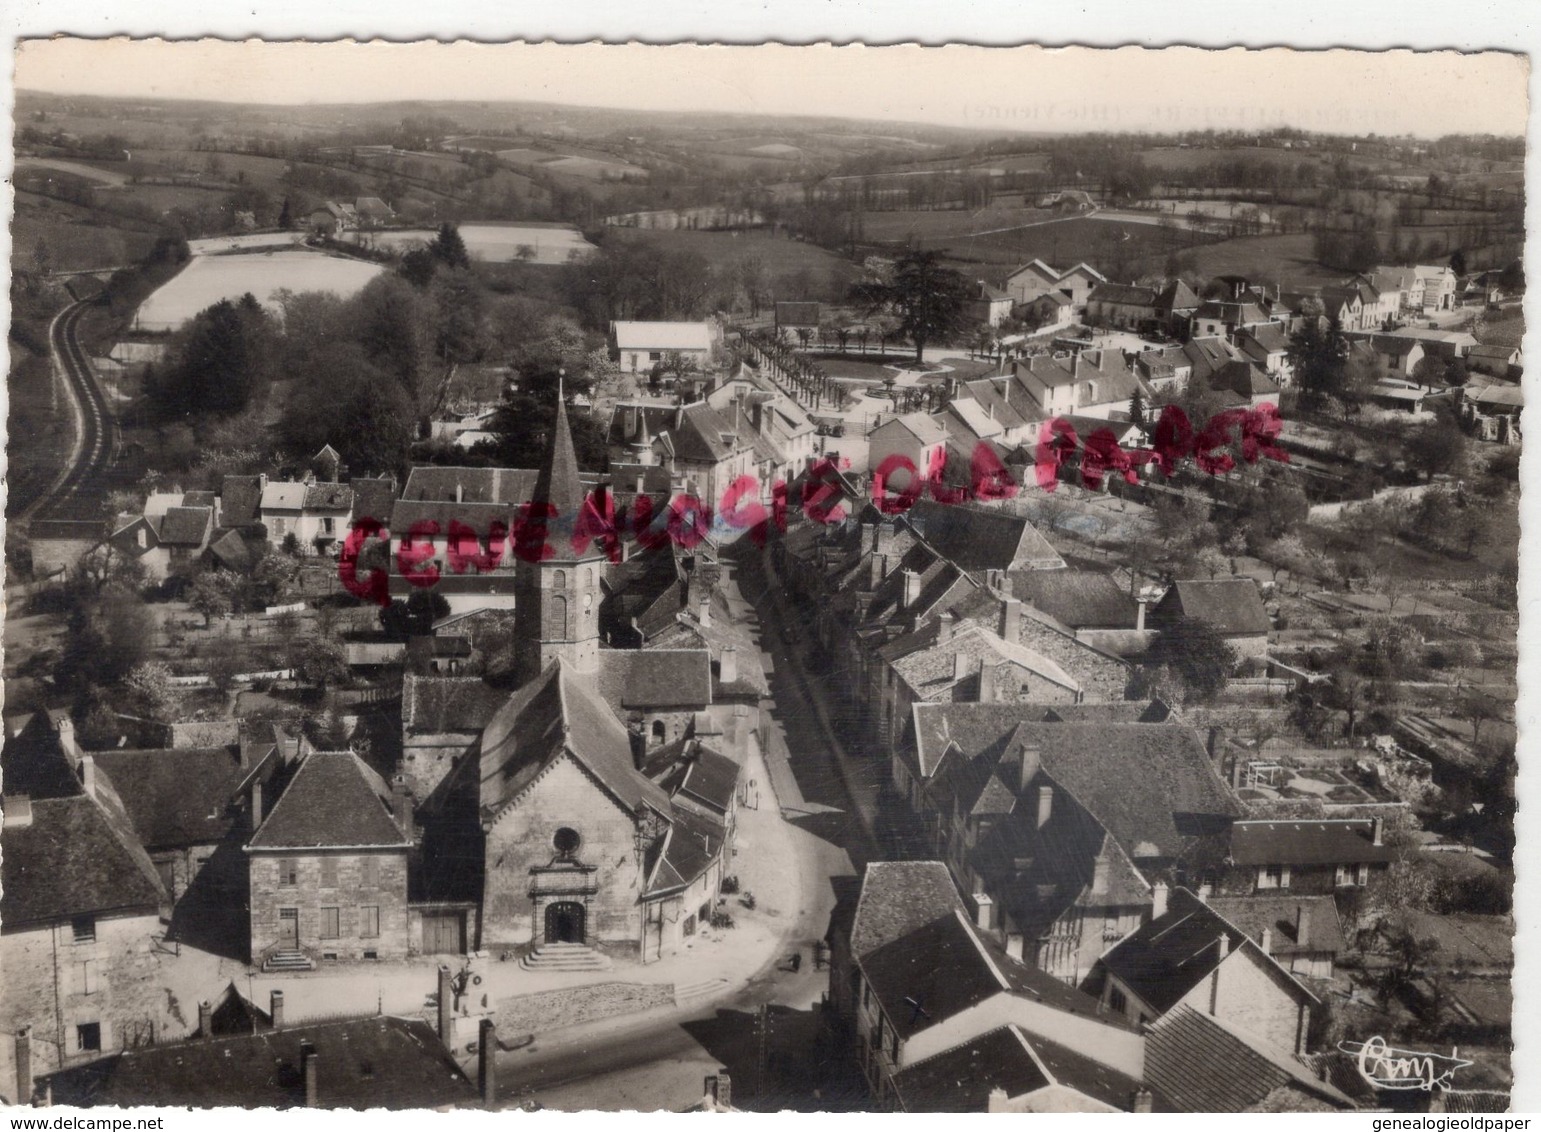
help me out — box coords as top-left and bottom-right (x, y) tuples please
(491, 550), (870, 1111)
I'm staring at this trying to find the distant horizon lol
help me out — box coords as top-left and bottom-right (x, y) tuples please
(12, 41), (1530, 140)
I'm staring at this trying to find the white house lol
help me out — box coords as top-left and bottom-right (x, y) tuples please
(610, 321), (717, 374)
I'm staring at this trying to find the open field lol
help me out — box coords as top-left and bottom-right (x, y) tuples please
(133, 249), (386, 331)
(15, 156), (132, 185)
(611, 227), (858, 283)
(861, 204), (1060, 243)
(1179, 233), (1348, 289)
(911, 215), (1208, 274)
(345, 222), (596, 264)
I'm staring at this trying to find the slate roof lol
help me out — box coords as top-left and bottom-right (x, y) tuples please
(247, 751), (409, 851)
(645, 803), (725, 896)
(874, 411), (948, 448)
(1156, 279), (1200, 312)
(219, 475), (264, 527)
(1, 794), (168, 930)
(959, 378), (1037, 433)
(398, 466), (540, 505)
(477, 659), (671, 820)
(44, 1016), (479, 1109)
(302, 482), (354, 511)
(1207, 894), (1346, 957)
(595, 648), (713, 711)
(1228, 820), (1396, 867)
(862, 909), (1117, 1041)
(91, 747), (248, 849)
(907, 499), (1063, 573)
(208, 529), (256, 572)
(1010, 569), (1138, 629)
(1467, 383), (1523, 409)
(1144, 1004), (1354, 1112)
(847, 860), (962, 960)
(349, 477), (398, 526)
(1154, 578), (1269, 636)
(260, 482), (309, 511)
(882, 620), (1080, 701)
(1238, 323), (1291, 356)
(158, 506), (212, 547)
(530, 393), (589, 525)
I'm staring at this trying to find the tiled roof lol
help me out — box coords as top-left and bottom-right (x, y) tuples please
(1155, 578), (1270, 636)
(477, 659), (671, 820)
(595, 648), (713, 710)
(907, 499), (1063, 573)
(911, 707), (1239, 858)
(1228, 820), (1396, 867)
(646, 803), (725, 896)
(248, 751), (408, 850)
(1099, 888), (1314, 1013)
(302, 482), (354, 511)
(402, 676), (508, 733)
(349, 477), (398, 526)
(158, 506), (212, 547)
(1089, 283), (1157, 307)
(1, 794), (167, 929)
(45, 1016), (479, 1109)
(873, 410), (948, 448)
(1007, 259), (1062, 284)
(208, 528), (256, 571)
(219, 475), (264, 527)
(1144, 1004), (1354, 1112)
(1207, 894), (1345, 957)
(91, 747), (247, 849)
(1156, 279), (1200, 312)
(399, 466), (540, 505)
(1010, 569), (1138, 629)
(882, 620), (1080, 701)
(260, 482), (309, 511)
(531, 394), (589, 524)
(848, 860), (962, 959)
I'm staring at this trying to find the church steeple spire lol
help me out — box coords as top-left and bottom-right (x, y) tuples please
(531, 384), (587, 522)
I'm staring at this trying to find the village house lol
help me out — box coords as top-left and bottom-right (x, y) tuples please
(1189, 297), (1276, 340)
(1219, 819), (1396, 896)
(1022, 290), (1076, 334)
(1317, 285), (1368, 331)
(950, 377), (1040, 447)
(902, 703), (1241, 983)
(610, 320), (718, 375)
(1414, 264), (1458, 311)
(353, 195), (395, 227)
(245, 749), (414, 969)
(258, 479), (355, 556)
(1466, 343), (1522, 378)
(1370, 265), (1421, 312)
(1153, 279), (1201, 336)
(106, 491), (215, 583)
(1092, 887), (1319, 1054)
(307, 200), (358, 236)
(1085, 284), (1157, 330)
(1012, 349), (1149, 420)
(1, 716), (172, 1094)
(1235, 324), (1295, 386)
(825, 862), (1148, 1110)
(1004, 260), (1106, 310)
(1363, 333), (1427, 377)
(1148, 578), (1271, 665)
(866, 411), (949, 494)
(967, 280), (1015, 327)
(608, 400), (764, 509)
(1134, 345), (1195, 394)
(1207, 894), (1345, 980)
(704, 379), (820, 480)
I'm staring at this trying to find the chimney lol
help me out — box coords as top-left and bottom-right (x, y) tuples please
(251, 781), (263, 830)
(979, 661), (998, 704)
(15, 1028), (32, 1107)
(987, 1087), (1009, 1113)
(953, 651), (971, 684)
(973, 893), (994, 932)
(270, 989), (285, 1029)
(698, 597), (711, 627)
(478, 1018), (497, 1107)
(198, 1000), (213, 1039)
(1295, 903), (1311, 945)
(437, 966), (453, 1044)
(1207, 726), (1223, 762)
(937, 612), (955, 644)
(1259, 927), (1273, 955)
(1133, 1089), (1154, 1114)
(1196, 883), (1212, 904)
(635, 473), (646, 493)
(704, 1072), (732, 1110)
(391, 775), (413, 838)
(719, 647), (738, 686)
(1036, 784), (1053, 829)
(1217, 933), (1231, 959)
(998, 597), (1021, 645)
(1092, 855), (1109, 895)
(1371, 817), (1384, 846)
(900, 569), (921, 609)
(301, 1042), (319, 1108)
(1152, 881), (1168, 919)
(78, 754), (96, 797)
(455, 481), (464, 504)
(1135, 598), (1147, 632)
(3, 795), (33, 830)
(1017, 746), (1040, 794)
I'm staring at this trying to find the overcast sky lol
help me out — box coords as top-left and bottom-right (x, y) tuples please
(13, 40), (1530, 137)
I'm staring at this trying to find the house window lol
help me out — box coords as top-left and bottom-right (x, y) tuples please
(75, 1023), (102, 1053)
(683, 914), (697, 938)
(863, 981), (872, 1010)
(71, 916), (96, 944)
(320, 907), (340, 939)
(271, 518), (287, 537)
(1109, 986), (1128, 1015)
(1259, 864), (1291, 890)
(361, 857), (380, 889)
(78, 960), (98, 995)
(360, 906), (380, 938)
(1355, 864), (1369, 887)
(553, 569), (566, 590)
(279, 859), (298, 886)
(321, 517), (335, 535)
(320, 857), (338, 888)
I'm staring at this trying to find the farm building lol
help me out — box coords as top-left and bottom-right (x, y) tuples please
(610, 321), (718, 374)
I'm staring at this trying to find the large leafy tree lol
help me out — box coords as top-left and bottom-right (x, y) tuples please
(856, 249), (974, 362)
(279, 341), (416, 477)
(151, 293), (274, 416)
(1145, 618), (1238, 703)
(1286, 317), (1348, 411)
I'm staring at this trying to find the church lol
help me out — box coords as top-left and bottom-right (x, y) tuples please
(416, 395), (744, 965)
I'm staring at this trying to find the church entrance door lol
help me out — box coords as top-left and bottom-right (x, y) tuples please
(544, 901), (586, 945)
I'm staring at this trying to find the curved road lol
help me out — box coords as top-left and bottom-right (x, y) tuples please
(21, 298), (113, 521)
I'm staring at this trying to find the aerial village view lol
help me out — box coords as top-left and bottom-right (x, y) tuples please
(0, 38), (1527, 1114)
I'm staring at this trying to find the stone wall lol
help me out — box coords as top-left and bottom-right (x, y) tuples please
(1017, 615), (1133, 702)
(248, 850), (410, 962)
(1182, 946), (1309, 1054)
(494, 981), (674, 1037)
